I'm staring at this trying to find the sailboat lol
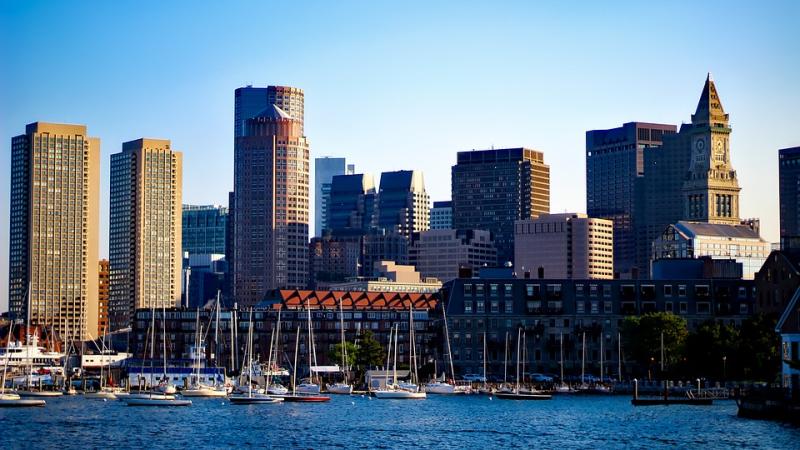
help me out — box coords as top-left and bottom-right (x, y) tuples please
(84, 330), (118, 400)
(182, 308), (227, 398)
(229, 309), (283, 405)
(477, 332), (492, 395)
(281, 325), (330, 403)
(155, 304), (177, 395)
(327, 298), (353, 395)
(17, 287), (62, 398)
(295, 299), (323, 395)
(426, 300), (458, 394)
(0, 316), (46, 407)
(495, 328), (551, 400)
(374, 315), (426, 400)
(555, 333), (575, 394)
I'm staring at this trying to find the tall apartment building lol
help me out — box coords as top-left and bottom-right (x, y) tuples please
(234, 86), (309, 305)
(430, 201), (453, 230)
(327, 173), (375, 233)
(375, 170), (430, 237)
(315, 157), (352, 236)
(109, 138), (183, 331)
(586, 122), (676, 278)
(514, 213), (614, 279)
(98, 260), (109, 334)
(779, 147), (800, 249)
(452, 148), (550, 265)
(182, 204), (228, 255)
(637, 74), (742, 276)
(410, 229), (497, 282)
(8, 122), (100, 340)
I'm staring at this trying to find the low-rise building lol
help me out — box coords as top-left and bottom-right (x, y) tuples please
(410, 229), (496, 283)
(327, 261), (442, 294)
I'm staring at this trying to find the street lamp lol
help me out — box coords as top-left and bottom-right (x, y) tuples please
(722, 356), (727, 384)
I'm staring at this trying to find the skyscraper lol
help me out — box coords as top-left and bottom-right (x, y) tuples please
(586, 122), (676, 278)
(9, 122), (100, 340)
(234, 85), (305, 137)
(452, 148), (550, 265)
(779, 147), (800, 249)
(409, 229), (496, 282)
(315, 157), (347, 236)
(375, 170), (430, 238)
(234, 86), (309, 305)
(429, 201), (453, 230)
(109, 138), (183, 331)
(637, 74), (742, 275)
(98, 259), (110, 334)
(327, 173), (377, 233)
(182, 204), (228, 255)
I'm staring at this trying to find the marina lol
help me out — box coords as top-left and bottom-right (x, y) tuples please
(1, 393), (798, 449)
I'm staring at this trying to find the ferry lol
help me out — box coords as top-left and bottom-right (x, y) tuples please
(0, 334), (64, 370)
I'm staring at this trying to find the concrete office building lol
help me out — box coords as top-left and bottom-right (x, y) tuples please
(779, 147), (800, 249)
(652, 221), (770, 279)
(586, 122), (676, 278)
(327, 261), (443, 294)
(410, 229), (497, 282)
(375, 170), (430, 237)
(234, 86), (310, 305)
(327, 173), (376, 233)
(637, 74), (742, 276)
(315, 157), (353, 236)
(430, 201), (453, 230)
(452, 148), (550, 266)
(8, 122), (101, 340)
(182, 204), (228, 255)
(514, 213), (614, 280)
(109, 138), (183, 331)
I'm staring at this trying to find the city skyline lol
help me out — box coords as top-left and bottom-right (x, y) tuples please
(2, 1), (800, 311)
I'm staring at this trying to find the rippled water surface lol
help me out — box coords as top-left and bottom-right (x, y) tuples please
(2, 394), (798, 449)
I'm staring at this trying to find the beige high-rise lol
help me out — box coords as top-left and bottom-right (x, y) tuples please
(9, 122), (100, 340)
(109, 138), (182, 331)
(514, 213), (614, 279)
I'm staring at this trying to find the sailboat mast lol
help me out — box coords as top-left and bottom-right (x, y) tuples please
(618, 332), (622, 382)
(504, 331), (508, 385)
(600, 330), (604, 383)
(1, 319), (14, 394)
(161, 303), (168, 382)
(339, 298), (346, 376)
(482, 332), (487, 388)
(26, 284), (32, 388)
(515, 328), (521, 392)
(230, 310), (236, 374)
(581, 332), (586, 385)
(214, 291), (220, 365)
(560, 333), (564, 382)
(306, 300), (313, 385)
(393, 324), (398, 386)
(247, 309), (254, 397)
(441, 299), (455, 382)
(292, 326), (300, 394)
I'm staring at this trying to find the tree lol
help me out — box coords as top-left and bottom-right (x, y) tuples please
(685, 320), (739, 379)
(355, 330), (385, 370)
(737, 313), (781, 382)
(328, 342), (358, 369)
(622, 312), (688, 376)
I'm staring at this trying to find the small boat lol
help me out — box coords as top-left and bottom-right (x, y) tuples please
(0, 393), (46, 407)
(64, 387), (78, 396)
(83, 388), (117, 400)
(17, 388), (63, 398)
(555, 384), (576, 394)
(267, 384), (289, 396)
(122, 396), (192, 407)
(295, 382), (321, 395)
(494, 391), (552, 400)
(327, 382), (353, 395)
(120, 392), (176, 400)
(280, 394), (331, 403)
(425, 381), (455, 394)
(181, 385), (228, 398)
(229, 392), (283, 405)
(373, 388), (427, 399)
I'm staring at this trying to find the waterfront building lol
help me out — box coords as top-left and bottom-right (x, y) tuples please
(98, 260), (110, 334)
(409, 229), (497, 283)
(130, 289), (439, 374)
(779, 147), (800, 250)
(442, 275), (755, 378)
(182, 204), (228, 255)
(9, 122), (100, 340)
(637, 74), (742, 277)
(514, 213), (614, 280)
(452, 148), (550, 266)
(234, 85), (310, 305)
(651, 221), (770, 279)
(586, 122), (676, 278)
(375, 170), (430, 238)
(327, 173), (377, 233)
(430, 201), (453, 230)
(108, 138), (183, 331)
(315, 157), (352, 236)
(326, 261), (442, 294)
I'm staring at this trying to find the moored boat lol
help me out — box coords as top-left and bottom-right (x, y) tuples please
(122, 396), (192, 407)
(327, 382), (353, 395)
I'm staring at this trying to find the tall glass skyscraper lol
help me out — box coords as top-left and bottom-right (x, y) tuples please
(375, 170), (430, 238)
(315, 157), (348, 236)
(182, 204), (228, 255)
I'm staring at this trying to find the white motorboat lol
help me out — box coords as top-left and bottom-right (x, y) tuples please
(0, 393), (46, 407)
(425, 381), (455, 394)
(327, 382), (353, 395)
(181, 384), (228, 398)
(84, 388), (117, 400)
(122, 395), (192, 407)
(120, 392), (176, 400)
(295, 382), (321, 395)
(17, 388), (63, 398)
(0, 333), (64, 370)
(229, 392), (284, 405)
(267, 384), (289, 396)
(0, 392), (21, 400)
(373, 389), (426, 399)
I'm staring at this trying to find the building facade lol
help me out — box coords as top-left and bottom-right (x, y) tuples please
(430, 201), (453, 230)
(314, 157), (350, 237)
(234, 85), (305, 137)
(410, 229), (497, 283)
(182, 204), (228, 255)
(779, 147), (800, 249)
(515, 213), (614, 280)
(375, 170), (430, 238)
(442, 276), (755, 378)
(327, 173), (376, 233)
(9, 122), (100, 340)
(452, 148), (550, 266)
(652, 221), (770, 280)
(98, 260), (110, 334)
(586, 122), (676, 278)
(309, 232), (363, 288)
(234, 86), (310, 305)
(109, 138), (183, 331)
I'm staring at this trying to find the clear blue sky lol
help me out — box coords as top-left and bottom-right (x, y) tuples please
(1, 1), (799, 311)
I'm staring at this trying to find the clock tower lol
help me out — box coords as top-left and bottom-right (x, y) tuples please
(683, 73), (741, 224)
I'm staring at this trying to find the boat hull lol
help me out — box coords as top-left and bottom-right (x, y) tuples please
(123, 397), (192, 406)
(84, 391), (117, 400)
(494, 392), (552, 400)
(373, 390), (427, 399)
(181, 388), (228, 398)
(425, 383), (455, 394)
(280, 395), (331, 402)
(229, 395), (283, 405)
(327, 384), (353, 395)
(17, 390), (63, 398)
(0, 398), (46, 407)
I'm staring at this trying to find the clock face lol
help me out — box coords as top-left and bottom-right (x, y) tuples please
(695, 138), (706, 151)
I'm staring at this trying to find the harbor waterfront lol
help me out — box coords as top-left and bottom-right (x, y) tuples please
(1, 395), (798, 449)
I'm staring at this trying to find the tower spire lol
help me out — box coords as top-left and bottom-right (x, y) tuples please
(692, 73), (728, 127)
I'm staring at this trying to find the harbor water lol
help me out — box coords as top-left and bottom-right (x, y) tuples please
(2, 395), (798, 449)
